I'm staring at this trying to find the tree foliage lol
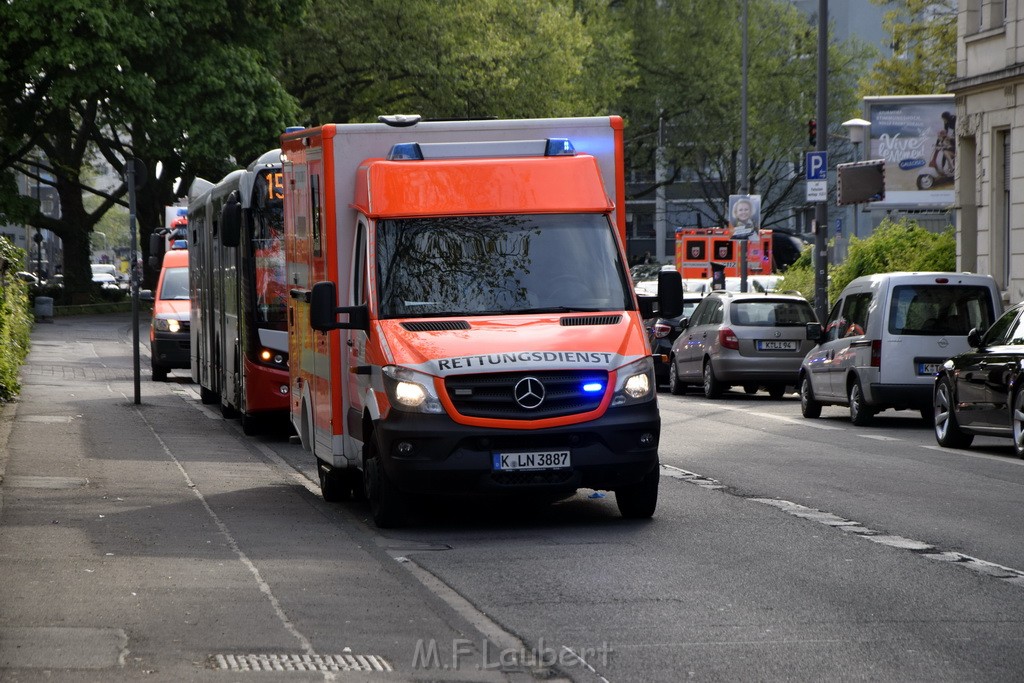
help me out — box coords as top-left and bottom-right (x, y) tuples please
(0, 0), (305, 294)
(859, 0), (957, 96)
(617, 0), (871, 228)
(0, 237), (31, 402)
(281, 0), (632, 124)
(778, 217), (957, 307)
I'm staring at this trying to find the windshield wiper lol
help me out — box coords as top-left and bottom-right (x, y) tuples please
(511, 306), (609, 314)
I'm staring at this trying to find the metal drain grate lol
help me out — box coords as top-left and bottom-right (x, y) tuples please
(210, 653), (392, 673)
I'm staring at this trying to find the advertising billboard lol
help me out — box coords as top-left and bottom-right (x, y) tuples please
(863, 95), (955, 208)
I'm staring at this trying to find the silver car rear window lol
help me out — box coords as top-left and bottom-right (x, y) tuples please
(730, 299), (816, 327)
(887, 284), (995, 336)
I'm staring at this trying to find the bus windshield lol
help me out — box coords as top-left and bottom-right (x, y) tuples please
(251, 169), (286, 328)
(375, 214), (632, 319)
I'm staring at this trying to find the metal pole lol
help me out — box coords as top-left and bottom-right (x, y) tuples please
(813, 0), (829, 323)
(739, 0), (749, 293)
(655, 113), (667, 263)
(128, 159), (141, 404)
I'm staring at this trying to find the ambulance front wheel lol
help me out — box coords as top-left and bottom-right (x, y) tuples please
(318, 463), (358, 503)
(363, 435), (408, 528)
(614, 464), (659, 519)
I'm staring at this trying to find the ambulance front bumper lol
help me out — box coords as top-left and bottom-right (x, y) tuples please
(375, 402), (660, 496)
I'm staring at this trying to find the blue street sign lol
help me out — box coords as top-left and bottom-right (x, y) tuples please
(806, 151), (828, 181)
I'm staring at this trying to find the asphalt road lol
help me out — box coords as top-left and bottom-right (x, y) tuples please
(3, 314), (1024, 681)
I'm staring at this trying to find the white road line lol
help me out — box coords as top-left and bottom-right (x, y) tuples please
(920, 443), (1024, 466)
(857, 434), (902, 441)
(667, 401), (845, 430)
(131, 400), (334, 682)
(669, 470), (1024, 589)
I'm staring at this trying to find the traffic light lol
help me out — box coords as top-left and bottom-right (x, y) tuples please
(808, 118), (817, 147)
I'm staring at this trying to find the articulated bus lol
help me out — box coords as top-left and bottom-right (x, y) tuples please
(188, 149), (290, 434)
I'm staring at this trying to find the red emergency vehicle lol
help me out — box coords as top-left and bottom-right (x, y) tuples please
(282, 116), (682, 527)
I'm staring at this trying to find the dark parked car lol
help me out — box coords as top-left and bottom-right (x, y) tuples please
(648, 295), (704, 388)
(933, 301), (1024, 456)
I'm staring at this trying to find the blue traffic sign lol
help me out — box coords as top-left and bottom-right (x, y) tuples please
(806, 151), (828, 181)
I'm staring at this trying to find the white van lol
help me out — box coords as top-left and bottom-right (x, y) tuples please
(799, 272), (1003, 424)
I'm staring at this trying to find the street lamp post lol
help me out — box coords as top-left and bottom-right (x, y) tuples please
(842, 118), (871, 240)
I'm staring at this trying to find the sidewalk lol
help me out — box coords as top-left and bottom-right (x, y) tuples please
(0, 314), (512, 681)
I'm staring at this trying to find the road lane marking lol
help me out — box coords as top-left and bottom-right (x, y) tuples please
(661, 401), (845, 430)
(132, 404), (331, 679)
(920, 443), (1024, 466)
(665, 465), (1024, 589)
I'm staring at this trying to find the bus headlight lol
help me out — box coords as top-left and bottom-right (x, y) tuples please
(611, 357), (655, 406)
(383, 365), (443, 414)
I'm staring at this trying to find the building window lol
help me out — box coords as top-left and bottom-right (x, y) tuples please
(995, 129), (1011, 288)
(979, 0), (1006, 30)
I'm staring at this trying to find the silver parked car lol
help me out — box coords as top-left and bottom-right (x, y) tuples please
(668, 291), (819, 399)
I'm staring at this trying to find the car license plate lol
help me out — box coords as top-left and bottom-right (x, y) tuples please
(917, 363), (941, 375)
(492, 450), (571, 471)
(757, 340), (798, 351)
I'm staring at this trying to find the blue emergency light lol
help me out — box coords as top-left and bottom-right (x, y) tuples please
(386, 138), (577, 162)
(582, 381), (604, 393)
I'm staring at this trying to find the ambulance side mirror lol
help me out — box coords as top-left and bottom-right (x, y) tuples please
(310, 281), (369, 332)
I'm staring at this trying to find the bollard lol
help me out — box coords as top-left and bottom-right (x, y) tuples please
(34, 296), (54, 323)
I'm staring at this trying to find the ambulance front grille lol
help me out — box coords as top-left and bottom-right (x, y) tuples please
(401, 320), (471, 331)
(445, 370), (607, 420)
(560, 315), (621, 326)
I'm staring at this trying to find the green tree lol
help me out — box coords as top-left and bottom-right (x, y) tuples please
(0, 1), (304, 295)
(859, 0), (957, 96)
(281, 0), (633, 123)
(618, 0), (871, 228)
(778, 217), (957, 306)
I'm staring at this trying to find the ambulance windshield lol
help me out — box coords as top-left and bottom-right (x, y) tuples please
(375, 214), (633, 318)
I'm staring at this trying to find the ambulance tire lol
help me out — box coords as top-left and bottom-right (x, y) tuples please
(200, 385), (218, 405)
(363, 436), (406, 528)
(151, 363), (168, 382)
(318, 463), (353, 503)
(615, 464), (659, 519)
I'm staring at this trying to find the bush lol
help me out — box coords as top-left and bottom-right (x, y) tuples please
(777, 217), (957, 308)
(0, 238), (32, 403)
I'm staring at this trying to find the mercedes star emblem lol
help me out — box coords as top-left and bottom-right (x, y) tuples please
(513, 377), (545, 409)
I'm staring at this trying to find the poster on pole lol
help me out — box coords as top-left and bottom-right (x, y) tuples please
(728, 194), (761, 240)
(863, 95), (955, 208)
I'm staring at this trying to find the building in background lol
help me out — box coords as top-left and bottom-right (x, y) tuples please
(949, 0), (1022, 306)
(0, 158), (62, 279)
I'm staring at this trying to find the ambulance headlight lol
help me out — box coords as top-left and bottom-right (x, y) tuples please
(153, 316), (181, 333)
(383, 366), (443, 414)
(611, 357), (655, 406)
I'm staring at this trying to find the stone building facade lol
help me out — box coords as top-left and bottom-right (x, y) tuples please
(950, 0), (1023, 305)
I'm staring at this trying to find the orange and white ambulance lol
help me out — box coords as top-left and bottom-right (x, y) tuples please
(282, 116), (682, 527)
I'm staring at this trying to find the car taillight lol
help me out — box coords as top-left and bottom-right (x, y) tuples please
(871, 339), (882, 367)
(719, 327), (739, 350)
(653, 322), (672, 339)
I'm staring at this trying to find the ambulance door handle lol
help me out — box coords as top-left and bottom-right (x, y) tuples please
(346, 339), (354, 347)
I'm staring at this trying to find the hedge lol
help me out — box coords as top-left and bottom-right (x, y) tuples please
(0, 237), (32, 403)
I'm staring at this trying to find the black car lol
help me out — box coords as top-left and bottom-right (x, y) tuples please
(648, 296), (703, 387)
(933, 301), (1024, 456)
